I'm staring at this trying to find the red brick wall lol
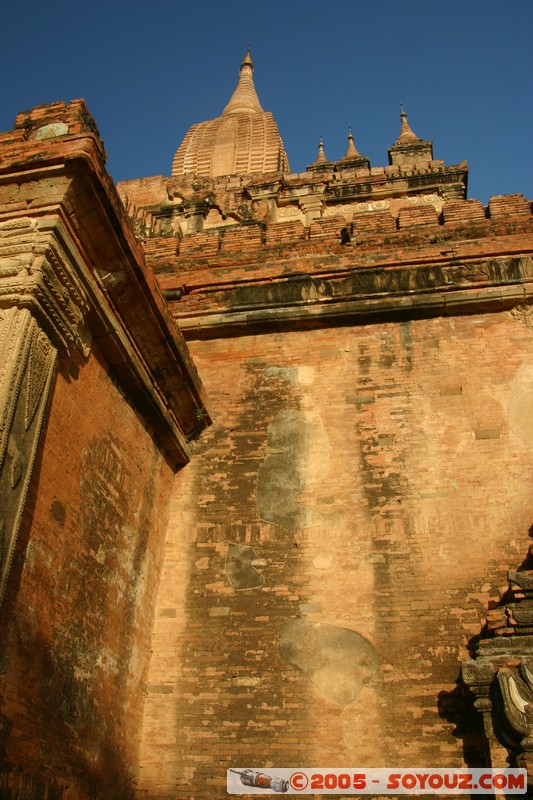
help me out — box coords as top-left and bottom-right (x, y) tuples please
(0, 343), (174, 800)
(138, 310), (533, 798)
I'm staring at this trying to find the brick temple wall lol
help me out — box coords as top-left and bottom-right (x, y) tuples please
(0, 341), (175, 800)
(137, 310), (533, 799)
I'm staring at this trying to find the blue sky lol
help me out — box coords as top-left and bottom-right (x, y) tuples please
(1, 0), (531, 203)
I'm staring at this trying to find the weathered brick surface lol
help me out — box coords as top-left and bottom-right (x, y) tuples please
(220, 223), (263, 253)
(352, 209), (396, 235)
(441, 199), (485, 225)
(0, 325), (174, 798)
(309, 216), (348, 239)
(264, 220), (305, 245)
(397, 204), (440, 228)
(180, 231), (220, 258)
(488, 194), (531, 219)
(143, 236), (179, 262)
(137, 311), (533, 798)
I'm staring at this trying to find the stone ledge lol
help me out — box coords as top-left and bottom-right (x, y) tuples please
(177, 281), (533, 340)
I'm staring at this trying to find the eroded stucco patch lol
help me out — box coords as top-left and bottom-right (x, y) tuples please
(280, 620), (379, 706)
(509, 364), (533, 446)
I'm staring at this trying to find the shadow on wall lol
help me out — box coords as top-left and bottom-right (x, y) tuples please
(437, 680), (488, 771)
(0, 627), (135, 800)
(0, 431), (159, 800)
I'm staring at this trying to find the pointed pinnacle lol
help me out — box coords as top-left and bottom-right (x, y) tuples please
(315, 136), (327, 163)
(343, 127), (361, 159)
(396, 105), (418, 142)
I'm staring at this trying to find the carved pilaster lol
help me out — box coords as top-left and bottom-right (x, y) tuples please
(0, 217), (90, 354)
(0, 308), (57, 603)
(298, 195), (324, 226)
(462, 658), (496, 741)
(0, 217), (91, 604)
(182, 199), (210, 233)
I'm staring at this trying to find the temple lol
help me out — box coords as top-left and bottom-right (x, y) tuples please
(0, 51), (533, 800)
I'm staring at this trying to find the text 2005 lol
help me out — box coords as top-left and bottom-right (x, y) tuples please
(310, 773), (367, 790)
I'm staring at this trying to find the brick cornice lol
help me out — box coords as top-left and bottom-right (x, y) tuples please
(162, 251), (533, 339)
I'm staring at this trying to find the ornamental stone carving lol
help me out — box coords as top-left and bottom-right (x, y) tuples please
(0, 217), (91, 604)
(462, 560), (533, 788)
(0, 217), (90, 354)
(0, 308), (57, 603)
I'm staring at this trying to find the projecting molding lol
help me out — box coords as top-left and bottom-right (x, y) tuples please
(173, 254), (533, 339)
(0, 98), (211, 463)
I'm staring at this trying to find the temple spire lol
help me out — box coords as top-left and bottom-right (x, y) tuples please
(316, 137), (327, 163)
(173, 50), (289, 177)
(241, 45), (253, 69)
(222, 48), (263, 116)
(307, 136), (332, 171)
(343, 127), (362, 160)
(394, 105), (418, 144)
(388, 105), (433, 167)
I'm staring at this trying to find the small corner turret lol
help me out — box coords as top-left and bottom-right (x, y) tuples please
(388, 105), (434, 167)
(307, 137), (332, 172)
(340, 127), (371, 171)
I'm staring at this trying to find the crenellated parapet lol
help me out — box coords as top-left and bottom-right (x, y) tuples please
(118, 155), (469, 240)
(126, 191), (532, 262)
(117, 178), (533, 340)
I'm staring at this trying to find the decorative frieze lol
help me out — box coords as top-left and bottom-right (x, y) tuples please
(174, 254), (533, 338)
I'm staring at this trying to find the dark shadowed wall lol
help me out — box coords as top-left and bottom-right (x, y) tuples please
(0, 342), (174, 800)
